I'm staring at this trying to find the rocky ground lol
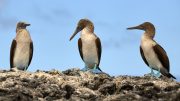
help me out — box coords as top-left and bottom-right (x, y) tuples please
(0, 68), (179, 101)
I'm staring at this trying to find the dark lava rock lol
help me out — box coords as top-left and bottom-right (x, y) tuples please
(62, 68), (81, 76)
(98, 82), (116, 95)
(62, 84), (75, 99)
(0, 68), (179, 101)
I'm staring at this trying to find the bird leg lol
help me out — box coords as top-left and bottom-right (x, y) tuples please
(146, 68), (155, 77)
(150, 68), (155, 76)
(149, 67), (161, 78)
(154, 68), (161, 78)
(91, 64), (102, 74)
(24, 66), (28, 71)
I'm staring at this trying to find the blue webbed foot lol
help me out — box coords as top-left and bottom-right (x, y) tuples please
(146, 68), (155, 76)
(149, 68), (161, 78)
(149, 68), (155, 76)
(81, 66), (89, 71)
(154, 69), (161, 78)
(11, 67), (20, 72)
(90, 64), (103, 74)
(81, 64), (104, 74)
(91, 68), (102, 74)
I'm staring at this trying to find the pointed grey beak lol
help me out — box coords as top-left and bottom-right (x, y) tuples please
(69, 27), (81, 41)
(25, 24), (30, 26)
(127, 25), (143, 30)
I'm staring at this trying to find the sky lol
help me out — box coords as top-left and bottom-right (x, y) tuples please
(0, 0), (180, 80)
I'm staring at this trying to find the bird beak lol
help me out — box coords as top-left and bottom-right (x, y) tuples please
(69, 27), (81, 41)
(127, 25), (143, 30)
(25, 23), (31, 26)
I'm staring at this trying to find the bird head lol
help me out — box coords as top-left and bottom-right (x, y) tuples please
(127, 22), (155, 32)
(16, 22), (30, 29)
(69, 19), (94, 41)
(16, 22), (30, 32)
(127, 22), (156, 38)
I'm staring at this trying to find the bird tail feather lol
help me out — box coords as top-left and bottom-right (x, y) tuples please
(166, 73), (176, 79)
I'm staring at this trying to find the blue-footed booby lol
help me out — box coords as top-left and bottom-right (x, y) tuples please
(127, 22), (176, 79)
(10, 22), (33, 71)
(69, 19), (102, 73)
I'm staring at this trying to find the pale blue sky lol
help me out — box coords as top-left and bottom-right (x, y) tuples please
(0, 0), (179, 79)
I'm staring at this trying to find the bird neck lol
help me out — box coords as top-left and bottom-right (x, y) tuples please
(16, 28), (20, 33)
(16, 27), (26, 33)
(81, 26), (94, 35)
(144, 30), (155, 39)
(16, 29), (31, 42)
(86, 23), (94, 32)
(141, 32), (155, 45)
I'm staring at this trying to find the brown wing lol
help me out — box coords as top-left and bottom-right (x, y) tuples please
(78, 38), (84, 61)
(95, 37), (102, 67)
(10, 39), (17, 68)
(28, 42), (33, 67)
(140, 46), (149, 66)
(153, 44), (170, 72)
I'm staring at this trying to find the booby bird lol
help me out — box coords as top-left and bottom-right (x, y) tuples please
(127, 22), (176, 79)
(69, 19), (102, 73)
(10, 22), (33, 71)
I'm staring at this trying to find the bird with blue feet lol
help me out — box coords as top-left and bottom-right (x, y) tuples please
(69, 19), (103, 74)
(10, 22), (33, 72)
(127, 22), (176, 79)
